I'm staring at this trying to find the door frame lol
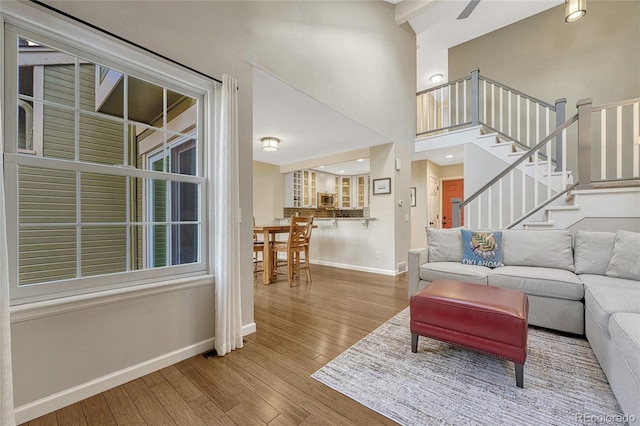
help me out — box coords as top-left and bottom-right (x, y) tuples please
(441, 176), (464, 228)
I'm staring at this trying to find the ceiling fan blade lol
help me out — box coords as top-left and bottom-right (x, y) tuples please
(457, 0), (481, 20)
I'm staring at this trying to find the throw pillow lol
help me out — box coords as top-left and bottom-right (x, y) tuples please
(574, 230), (616, 275)
(502, 230), (575, 272)
(606, 230), (640, 281)
(461, 229), (504, 268)
(426, 227), (463, 262)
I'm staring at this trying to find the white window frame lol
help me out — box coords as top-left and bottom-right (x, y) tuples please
(1, 3), (216, 305)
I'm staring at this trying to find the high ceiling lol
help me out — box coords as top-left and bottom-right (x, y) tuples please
(253, 0), (563, 173)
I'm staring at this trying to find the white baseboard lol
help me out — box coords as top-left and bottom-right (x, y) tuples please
(243, 322), (257, 336)
(310, 259), (397, 276)
(15, 324), (256, 424)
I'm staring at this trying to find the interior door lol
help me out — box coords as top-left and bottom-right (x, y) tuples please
(442, 178), (464, 228)
(428, 176), (439, 228)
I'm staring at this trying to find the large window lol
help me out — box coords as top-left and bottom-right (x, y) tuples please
(2, 22), (211, 303)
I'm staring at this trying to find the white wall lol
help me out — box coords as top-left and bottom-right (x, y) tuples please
(448, 1), (640, 179)
(411, 160), (464, 248)
(11, 1), (416, 420)
(253, 161), (285, 225)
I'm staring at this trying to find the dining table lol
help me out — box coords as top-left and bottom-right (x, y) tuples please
(253, 224), (292, 284)
(253, 223), (317, 285)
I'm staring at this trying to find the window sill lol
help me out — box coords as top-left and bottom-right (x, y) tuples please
(10, 275), (215, 323)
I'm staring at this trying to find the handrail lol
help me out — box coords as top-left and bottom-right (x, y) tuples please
(416, 76), (470, 96)
(460, 113), (578, 209)
(479, 75), (557, 110)
(479, 124), (548, 159)
(416, 122), (473, 138)
(592, 97), (640, 112)
(506, 182), (579, 229)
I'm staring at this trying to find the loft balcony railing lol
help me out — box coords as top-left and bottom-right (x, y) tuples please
(417, 69), (566, 167)
(448, 97), (640, 229)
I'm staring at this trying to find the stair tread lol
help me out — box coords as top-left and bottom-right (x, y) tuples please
(546, 205), (580, 211)
(522, 221), (554, 225)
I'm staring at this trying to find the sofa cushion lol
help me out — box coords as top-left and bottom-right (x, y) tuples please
(580, 274), (640, 291)
(502, 230), (575, 272)
(461, 229), (504, 268)
(606, 230), (640, 281)
(419, 262), (489, 285)
(574, 230), (616, 275)
(609, 313), (640, 384)
(426, 227), (463, 262)
(585, 284), (640, 338)
(488, 266), (583, 300)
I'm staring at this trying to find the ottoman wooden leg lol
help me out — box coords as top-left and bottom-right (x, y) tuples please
(411, 333), (418, 353)
(515, 362), (524, 388)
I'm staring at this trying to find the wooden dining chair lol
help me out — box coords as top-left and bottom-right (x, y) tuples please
(271, 216), (314, 286)
(253, 216), (264, 273)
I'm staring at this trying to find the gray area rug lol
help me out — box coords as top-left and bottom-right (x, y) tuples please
(312, 308), (626, 425)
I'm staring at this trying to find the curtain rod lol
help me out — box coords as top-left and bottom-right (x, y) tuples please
(29, 0), (223, 85)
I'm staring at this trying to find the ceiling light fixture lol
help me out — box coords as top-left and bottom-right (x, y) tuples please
(430, 73), (444, 84)
(445, 154), (454, 159)
(565, 0), (586, 23)
(260, 137), (280, 152)
(357, 158), (365, 162)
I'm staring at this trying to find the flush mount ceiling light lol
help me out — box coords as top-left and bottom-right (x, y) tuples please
(430, 73), (444, 84)
(565, 0), (586, 23)
(260, 137), (280, 152)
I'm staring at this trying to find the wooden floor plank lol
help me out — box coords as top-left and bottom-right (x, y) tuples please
(27, 412), (58, 426)
(149, 380), (207, 426)
(123, 379), (176, 426)
(20, 265), (408, 426)
(158, 365), (206, 404)
(79, 395), (117, 426)
(188, 398), (237, 426)
(55, 402), (86, 426)
(102, 386), (146, 426)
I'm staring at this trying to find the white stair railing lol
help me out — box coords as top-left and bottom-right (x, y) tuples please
(451, 97), (640, 229)
(452, 117), (577, 229)
(588, 98), (640, 183)
(417, 70), (566, 163)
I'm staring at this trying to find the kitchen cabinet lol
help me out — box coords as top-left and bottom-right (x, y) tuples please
(356, 174), (369, 208)
(285, 170), (368, 208)
(285, 171), (302, 207)
(340, 176), (351, 208)
(302, 170), (316, 207)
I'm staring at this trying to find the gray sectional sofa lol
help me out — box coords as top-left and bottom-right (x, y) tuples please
(408, 228), (640, 419)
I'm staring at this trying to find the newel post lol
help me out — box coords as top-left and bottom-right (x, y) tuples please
(452, 198), (462, 228)
(554, 98), (566, 172)
(577, 98), (593, 190)
(471, 68), (480, 126)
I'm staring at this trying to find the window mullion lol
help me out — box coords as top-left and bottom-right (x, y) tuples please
(75, 56), (82, 279)
(123, 74), (131, 272)
(163, 88), (171, 267)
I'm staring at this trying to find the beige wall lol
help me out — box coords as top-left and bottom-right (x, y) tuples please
(12, 1), (415, 419)
(411, 161), (463, 248)
(253, 161), (285, 225)
(449, 1), (640, 111)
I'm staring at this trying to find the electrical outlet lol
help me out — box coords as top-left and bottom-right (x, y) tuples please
(375, 251), (381, 259)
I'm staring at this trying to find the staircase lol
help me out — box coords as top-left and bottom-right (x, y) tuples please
(415, 70), (640, 230)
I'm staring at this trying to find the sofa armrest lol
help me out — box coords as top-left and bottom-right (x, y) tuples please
(408, 248), (429, 297)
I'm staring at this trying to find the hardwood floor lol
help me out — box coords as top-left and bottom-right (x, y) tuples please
(22, 265), (409, 425)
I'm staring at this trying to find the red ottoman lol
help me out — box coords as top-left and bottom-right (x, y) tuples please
(410, 280), (529, 387)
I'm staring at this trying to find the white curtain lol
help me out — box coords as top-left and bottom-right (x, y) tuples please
(212, 74), (243, 356)
(0, 90), (16, 425)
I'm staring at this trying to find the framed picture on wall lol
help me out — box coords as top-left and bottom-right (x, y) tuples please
(373, 178), (391, 195)
(410, 187), (416, 207)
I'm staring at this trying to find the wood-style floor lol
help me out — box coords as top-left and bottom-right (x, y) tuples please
(22, 265), (409, 425)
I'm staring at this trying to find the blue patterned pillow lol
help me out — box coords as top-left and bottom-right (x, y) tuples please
(461, 230), (504, 268)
